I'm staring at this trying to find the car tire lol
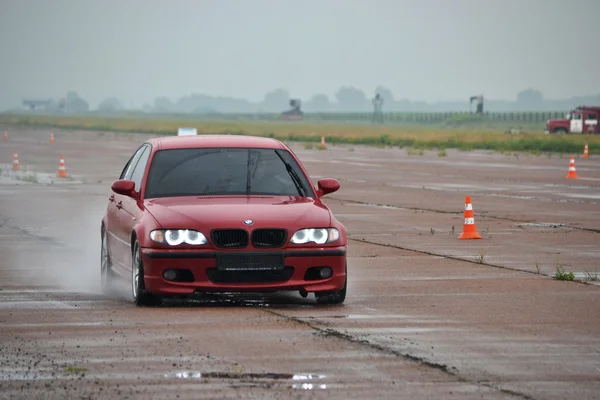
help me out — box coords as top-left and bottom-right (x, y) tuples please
(131, 240), (161, 307)
(553, 128), (568, 135)
(100, 227), (115, 294)
(315, 262), (347, 305)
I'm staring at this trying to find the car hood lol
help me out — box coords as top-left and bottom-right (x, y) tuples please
(144, 195), (332, 230)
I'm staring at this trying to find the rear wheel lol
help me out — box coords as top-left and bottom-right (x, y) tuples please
(315, 263), (347, 305)
(100, 227), (114, 294)
(131, 240), (161, 307)
(553, 128), (568, 135)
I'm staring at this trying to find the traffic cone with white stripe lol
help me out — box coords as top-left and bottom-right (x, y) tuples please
(458, 195), (482, 240)
(12, 152), (20, 171)
(566, 155), (578, 179)
(582, 144), (588, 159)
(56, 156), (68, 178)
(3, 130), (7, 141)
(49, 132), (55, 144)
(319, 136), (327, 149)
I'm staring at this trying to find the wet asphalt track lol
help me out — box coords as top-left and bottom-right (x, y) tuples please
(1, 127), (599, 399)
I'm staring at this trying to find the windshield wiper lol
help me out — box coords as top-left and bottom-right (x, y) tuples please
(246, 151), (251, 195)
(275, 151), (306, 197)
(246, 149), (261, 195)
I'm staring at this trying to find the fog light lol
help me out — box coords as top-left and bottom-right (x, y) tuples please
(319, 267), (333, 279)
(163, 269), (177, 281)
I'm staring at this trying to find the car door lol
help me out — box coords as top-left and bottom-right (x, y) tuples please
(584, 112), (598, 134)
(116, 145), (152, 274)
(569, 112), (583, 133)
(108, 145), (147, 270)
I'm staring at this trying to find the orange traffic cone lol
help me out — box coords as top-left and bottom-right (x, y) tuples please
(49, 132), (55, 144)
(458, 195), (482, 240)
(582, 144), (588, 159)
(566, 155), (578, 179)
(3, 130), (7, 141)
(56, 156), (68, 178)
(319, 136), (327, 149)
(12, 152), (20, 171)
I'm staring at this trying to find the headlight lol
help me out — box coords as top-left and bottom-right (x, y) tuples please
(150, 229), (207, 246)
(290, 228), (339, 244)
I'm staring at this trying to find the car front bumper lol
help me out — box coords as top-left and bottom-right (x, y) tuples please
(140, 246), (347, 295)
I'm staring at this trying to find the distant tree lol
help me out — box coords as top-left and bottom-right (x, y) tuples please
(374, 85), (394, 107)
(153, 97), (175, 113)
(305, 93), (331, 112)
(516, 89), (544, 108)
(335, 86), (368, 111)
(177, 94), (209, 113)
(44, 99), (63, 113)
(64, 91), (89, 113)
(97, 97), (123, 112)
(261, 89), (290, 112)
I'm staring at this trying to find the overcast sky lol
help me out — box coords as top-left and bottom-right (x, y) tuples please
(1, 0), (599, 109)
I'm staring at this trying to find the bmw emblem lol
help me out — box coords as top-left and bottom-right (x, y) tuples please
(243, 219), (254, 226)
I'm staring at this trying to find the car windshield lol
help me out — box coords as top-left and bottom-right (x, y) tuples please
(144, 147), (315, 198)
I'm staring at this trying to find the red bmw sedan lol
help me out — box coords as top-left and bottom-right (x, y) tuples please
(100, 134), (347, 306)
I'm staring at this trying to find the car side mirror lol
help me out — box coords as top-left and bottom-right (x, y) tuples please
(111, 179), (137, 198)
(316, 178), (340, 197)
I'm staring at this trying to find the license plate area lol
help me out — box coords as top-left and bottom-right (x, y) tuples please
(216, 253), (285, 271)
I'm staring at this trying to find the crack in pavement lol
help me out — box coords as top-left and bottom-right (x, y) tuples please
(347, 237), (598, 287)
(0, 215), (64, 246)
(330, 197), (600, 233)
(262, 308), (536, 400)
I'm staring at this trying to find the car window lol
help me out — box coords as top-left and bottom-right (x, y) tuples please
(144, 148), (315, 198)
(120, 145), (147, 180)
(130, 146), (151, 191)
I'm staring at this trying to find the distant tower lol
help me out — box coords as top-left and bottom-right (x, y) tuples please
(469, 94), (484, 114)
(372, 93), (384, 124)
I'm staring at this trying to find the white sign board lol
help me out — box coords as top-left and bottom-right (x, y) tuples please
(177, 127), (197, 136)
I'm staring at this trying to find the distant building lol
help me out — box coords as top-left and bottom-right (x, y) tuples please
(22, 99), (53, 111)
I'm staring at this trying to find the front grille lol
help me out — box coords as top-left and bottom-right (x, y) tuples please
(251, 229), (287, 248)
(211, 229), (248, 249)
(206, 267), (294, 284)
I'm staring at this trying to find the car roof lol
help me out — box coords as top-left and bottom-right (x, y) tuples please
(146, 134), (286, 151)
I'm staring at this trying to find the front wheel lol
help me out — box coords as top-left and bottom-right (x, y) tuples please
(315, 263), (347, 305)
(131, 240), (161, 307)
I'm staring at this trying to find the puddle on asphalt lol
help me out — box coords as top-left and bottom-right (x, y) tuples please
(572, 272), (600, 285)
(312, 314), (418, 320)
(0, 168), (85, 185)
(160, 292), (316, 308)
(0, 300), (81, 309)
(164, 371), (328, 390)
(353, 202), (411, 211)
(561, 193), (600, 200)
(379, 182), (598, 205)
(517, 222), (566, 228)
(329, 160), (383, 167)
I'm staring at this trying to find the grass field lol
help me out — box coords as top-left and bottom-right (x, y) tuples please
(1, 113), (597, 155)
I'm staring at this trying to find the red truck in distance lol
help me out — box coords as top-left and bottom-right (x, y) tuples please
(545, 106), (600, 134)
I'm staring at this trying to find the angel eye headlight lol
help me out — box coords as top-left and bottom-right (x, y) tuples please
(165, 230), (184, 245)
(150, 229), (207, 246)
(184, 229), (206, 245)
(290, 228), (339, 244)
